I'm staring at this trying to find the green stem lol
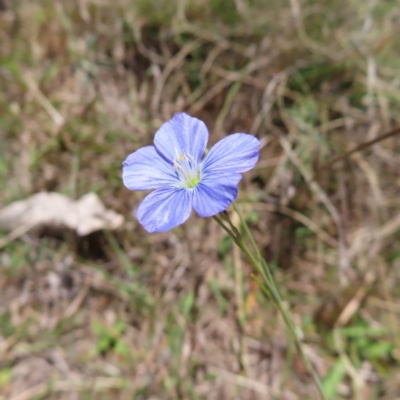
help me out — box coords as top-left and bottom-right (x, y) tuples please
(232, 203), (261, 261)
(216, 204), (327, 400)
(213, 215), (240, 245)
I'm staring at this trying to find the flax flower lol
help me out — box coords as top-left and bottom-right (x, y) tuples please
(123, 113), (260, 233)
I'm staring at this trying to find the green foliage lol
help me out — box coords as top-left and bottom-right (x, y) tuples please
(338, 324), (388, 339)
(92, 319), (129, 357)
(322, 359), (346, 399)
(362, 341), (394, 360)
(135, 0), (178, 26)
(0, 369), (11, 388)
(217, 235), (233, 257)
(327, 320), (395, 368)
(166, 320), (185, 377)
(181, 291), (195, 320)
(295, 226), (314, 238)
(246, 210), (260, 224)
(209, 278), (229, 316)
(210, 0), (241, 25)
(0, 312), (14, 338)
(322, 321), (394, 397)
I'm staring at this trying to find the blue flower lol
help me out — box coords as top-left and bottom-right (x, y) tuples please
(122, 113), (260, 233)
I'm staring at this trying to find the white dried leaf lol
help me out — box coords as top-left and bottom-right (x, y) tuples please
(0, 192), (124, 236)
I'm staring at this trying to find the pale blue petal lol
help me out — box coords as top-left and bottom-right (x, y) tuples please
(136, 188), (193, 233)
(192, 172), (242, 217)
(123, 146), (178, 191)
(154, 113), (209, 163)
(202, 134), (260, 174)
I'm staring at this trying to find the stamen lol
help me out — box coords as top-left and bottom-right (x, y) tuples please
(186, 153), (196, 165)
(172, 150), (202, 189)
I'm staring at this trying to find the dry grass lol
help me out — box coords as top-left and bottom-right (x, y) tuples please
(1, 0), (400, 399)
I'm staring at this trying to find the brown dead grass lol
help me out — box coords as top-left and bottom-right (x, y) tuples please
(1, 0), (400, 399)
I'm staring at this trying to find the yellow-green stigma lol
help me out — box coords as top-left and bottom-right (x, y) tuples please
(187, 175), (201, 188)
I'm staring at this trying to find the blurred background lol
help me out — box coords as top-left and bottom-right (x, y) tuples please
(1, 0), (400, 399)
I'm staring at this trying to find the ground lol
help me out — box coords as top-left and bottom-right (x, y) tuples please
(1, 0), (400, 399)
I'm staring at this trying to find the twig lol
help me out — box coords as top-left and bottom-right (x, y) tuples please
(10, 378), (126, 400)
(0, 222), (35, 249)
(250, 202), (338, 248)
(21, 74), (65, 127)
(332, 270), (376, 399)
(209, 366), (272, 397)
(317, 125), (400, 175)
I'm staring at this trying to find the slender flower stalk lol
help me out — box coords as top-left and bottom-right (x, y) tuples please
(214, 205), (327, 400)
(123, 113), (326, 399)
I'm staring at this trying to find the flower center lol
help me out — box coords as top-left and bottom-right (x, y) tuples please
(173, 150), (202, 189)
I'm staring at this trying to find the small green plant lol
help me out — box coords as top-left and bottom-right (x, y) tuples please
(92, 319), (129, 357)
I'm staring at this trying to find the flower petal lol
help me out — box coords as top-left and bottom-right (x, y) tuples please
(136, 188), (193, 233)
(192, 172), (242, 217)
(202, 133), (260, 174)
(123, 146), (178, 191)
(154, 113), (209, 163)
